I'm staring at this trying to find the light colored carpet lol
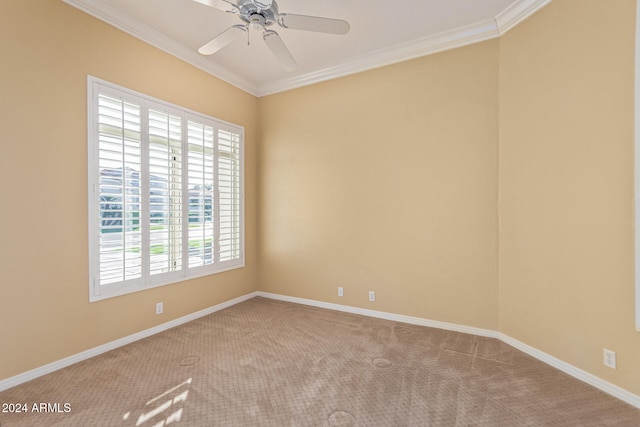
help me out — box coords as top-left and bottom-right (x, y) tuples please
(1, 297), (639, 426)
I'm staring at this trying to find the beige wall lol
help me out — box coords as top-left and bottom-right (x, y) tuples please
(498, 0), (640, 395)
(259, 0), (640, 397)
(258, 41), (500, 330)
(2, 0), (639, 402)
(0, 0), (259, 380)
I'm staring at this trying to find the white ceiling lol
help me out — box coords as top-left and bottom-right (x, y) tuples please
(64, 0), (551, 96)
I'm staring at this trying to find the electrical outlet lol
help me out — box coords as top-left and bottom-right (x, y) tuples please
(338, 287), (344, 297)
(603, 348), (616, 369)
(368, 291), (375, 302)
(156, 302), (163, 315)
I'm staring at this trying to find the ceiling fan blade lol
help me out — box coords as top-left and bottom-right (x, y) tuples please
(263, 31), (297, 72)
(277, 14), (350, 35)
(251, 0), (273, 10)
(198, 25), (246, 55)
(192, 0), (238, 13)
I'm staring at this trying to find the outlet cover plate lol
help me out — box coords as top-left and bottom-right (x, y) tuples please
(603, 348), (616, 369)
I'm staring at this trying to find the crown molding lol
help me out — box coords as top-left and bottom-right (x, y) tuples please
(257, 19), (500, 96)
(495, 0), (553, 35)
(63, 0), (553, 97)
(62, 0), (261, 96)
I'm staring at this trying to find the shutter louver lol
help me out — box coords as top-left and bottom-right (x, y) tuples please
(97, 94), (142, 285)
(148, 109), (183, 276)
(218, 129), (242, 263)
(187, 121), (215, 268)
(89, 77), (243, 301)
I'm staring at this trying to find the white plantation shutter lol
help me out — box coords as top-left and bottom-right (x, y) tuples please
(89, 77), (244, 301)
(218, 129), (242, 264)
(187, 121), (215, 269)
(97, 93), (143, 287)
(148, 109), (183, 277)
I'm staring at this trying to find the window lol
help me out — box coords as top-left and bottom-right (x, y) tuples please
(88, 76), (243, 301)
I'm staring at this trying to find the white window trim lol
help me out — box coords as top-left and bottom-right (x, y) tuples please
(87, 76), (244, 302)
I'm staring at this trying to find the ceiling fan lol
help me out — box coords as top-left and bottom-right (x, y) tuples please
(193, 0), (350, 71)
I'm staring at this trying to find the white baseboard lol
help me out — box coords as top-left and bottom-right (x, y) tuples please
(3, 290), (639, 411)
(257, 291), (640, 410)
(0, 291), (258, 392)
(499, 333), (640, 409)
(256, 291), (498, 338)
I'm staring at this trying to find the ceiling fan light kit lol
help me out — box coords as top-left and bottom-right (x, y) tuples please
(194, 0), (351, 71)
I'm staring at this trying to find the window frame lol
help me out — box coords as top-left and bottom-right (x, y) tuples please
(88, 76), (244, 302)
